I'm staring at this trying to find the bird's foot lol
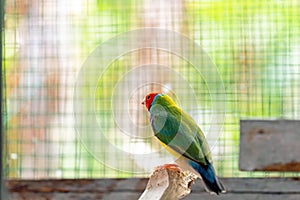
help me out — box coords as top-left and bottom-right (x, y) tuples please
(155, 163), (181, 171)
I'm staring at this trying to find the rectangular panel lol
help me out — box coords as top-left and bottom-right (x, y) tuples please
(239, 120), (300, 172)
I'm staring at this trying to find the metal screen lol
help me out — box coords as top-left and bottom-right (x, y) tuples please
(2, 0), (300, 179)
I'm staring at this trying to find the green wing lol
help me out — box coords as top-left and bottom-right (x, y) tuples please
(150, 104), (212, 165)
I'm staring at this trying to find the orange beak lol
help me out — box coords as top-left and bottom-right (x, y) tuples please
(141, 98), (145, 105)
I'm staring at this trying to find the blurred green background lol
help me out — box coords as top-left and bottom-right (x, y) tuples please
(2, 0), (300, 179)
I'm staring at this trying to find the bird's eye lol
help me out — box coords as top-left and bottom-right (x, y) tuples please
(147, 95), (151, 100)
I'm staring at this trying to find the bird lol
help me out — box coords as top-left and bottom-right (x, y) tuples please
(141, 92), (226, 195)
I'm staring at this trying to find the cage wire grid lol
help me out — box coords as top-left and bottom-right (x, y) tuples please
(1, 0), (4, 196)
(2, 0), (300, 180)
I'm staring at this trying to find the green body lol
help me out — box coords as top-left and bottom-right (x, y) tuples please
(150, 94), (212, 166)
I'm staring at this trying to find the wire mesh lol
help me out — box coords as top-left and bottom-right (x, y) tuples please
(2, 0), (300, 179)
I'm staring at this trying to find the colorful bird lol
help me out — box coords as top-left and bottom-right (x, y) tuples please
(142, 92), (226, 195)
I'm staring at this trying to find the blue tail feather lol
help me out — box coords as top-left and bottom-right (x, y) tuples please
(189, 160), (226, 195)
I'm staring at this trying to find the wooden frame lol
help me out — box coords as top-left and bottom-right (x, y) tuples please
(240, 120), (300, 172)
(5, 178), (300, 200)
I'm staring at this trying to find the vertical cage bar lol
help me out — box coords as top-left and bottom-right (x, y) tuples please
(0, 0), (5, 197)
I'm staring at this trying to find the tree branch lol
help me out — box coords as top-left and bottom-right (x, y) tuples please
(139, 164), (197, 200)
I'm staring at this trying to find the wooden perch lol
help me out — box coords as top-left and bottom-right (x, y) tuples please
(139, 164), (197, 200)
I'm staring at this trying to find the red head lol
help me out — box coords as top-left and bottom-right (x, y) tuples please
(141, 92), (160, 111)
